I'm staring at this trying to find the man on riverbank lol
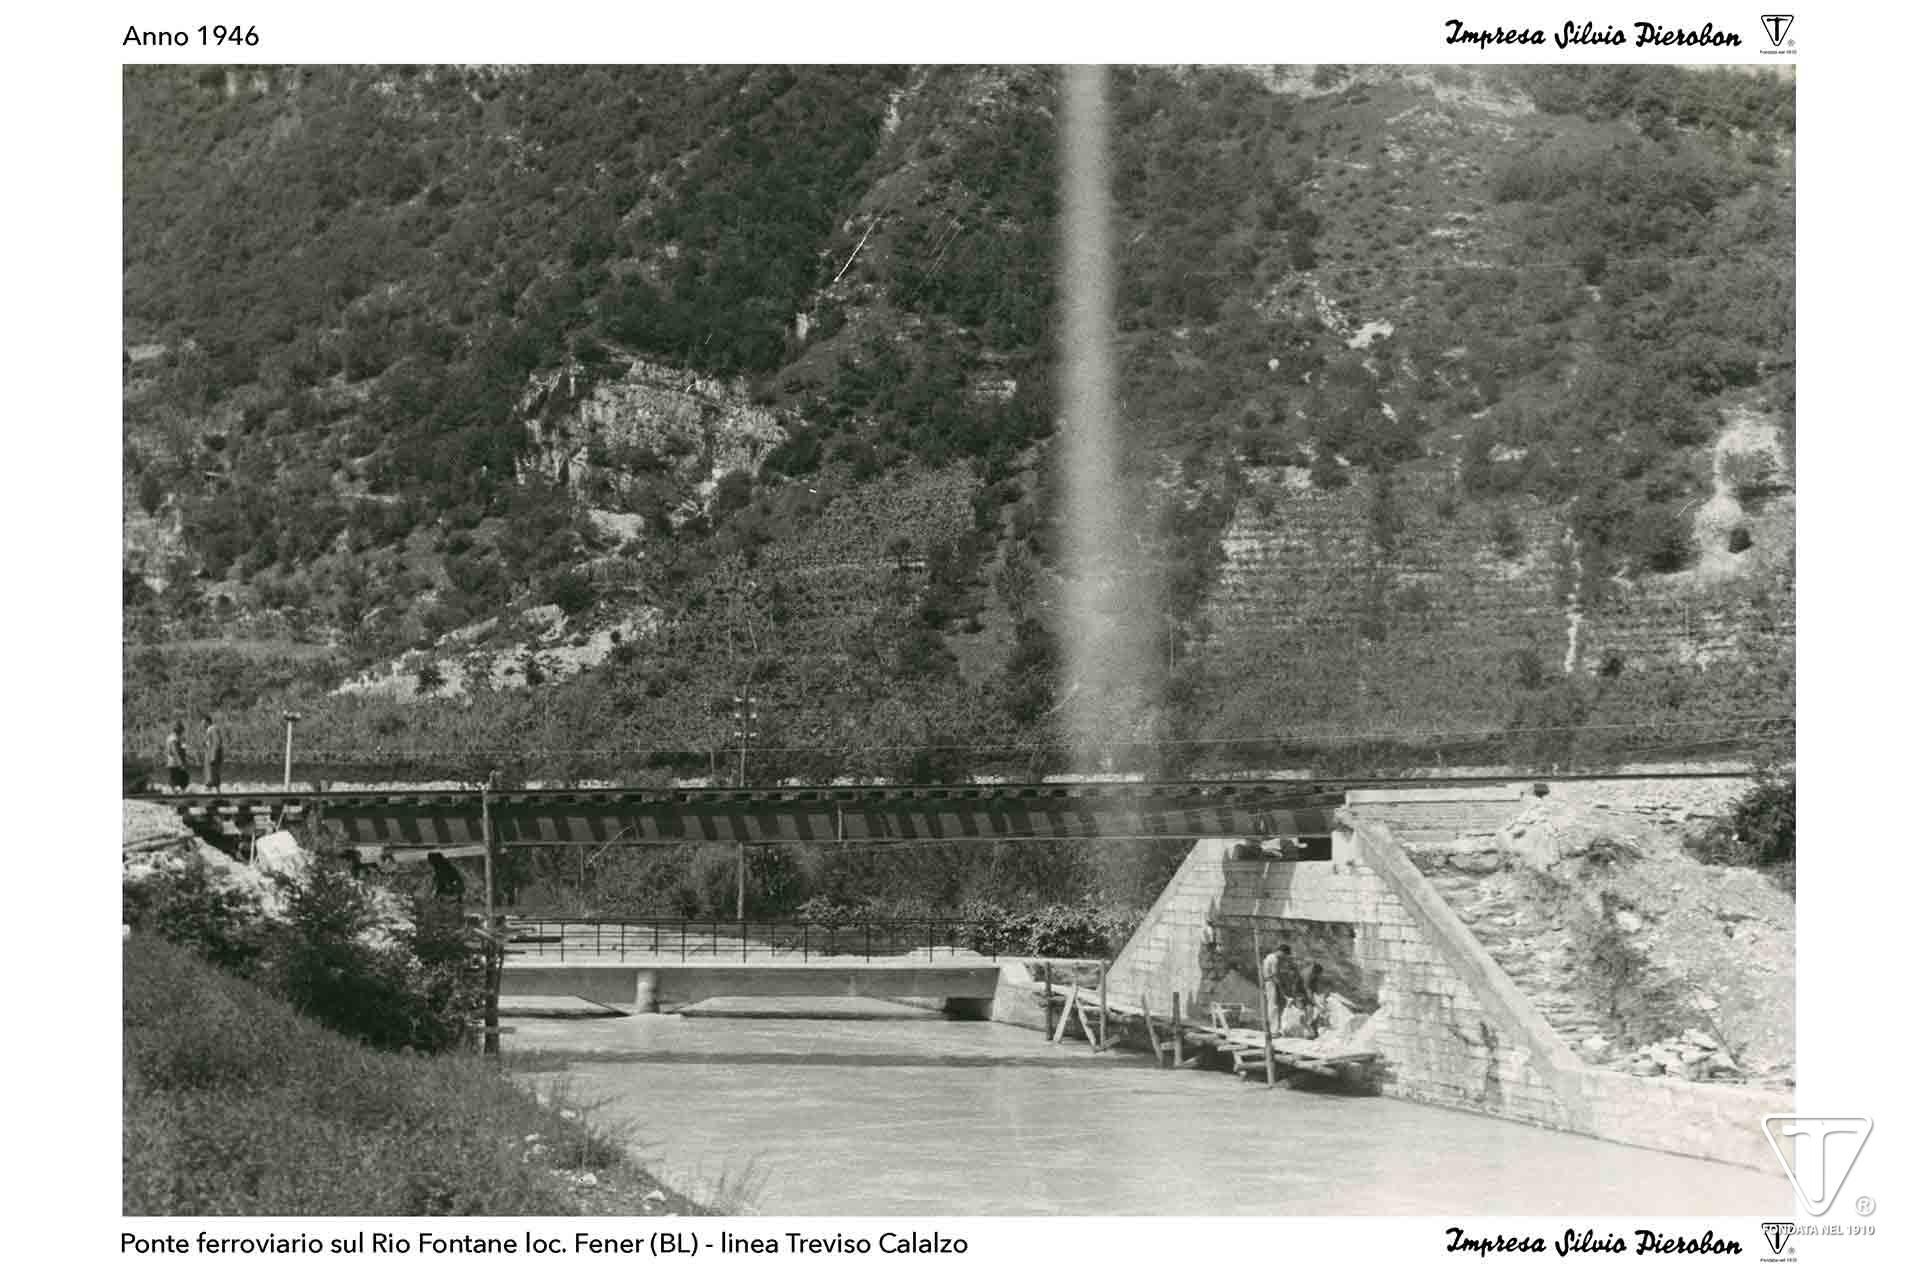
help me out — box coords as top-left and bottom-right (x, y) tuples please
(201, 713), (225, 793)
(164, 722), (190, 793)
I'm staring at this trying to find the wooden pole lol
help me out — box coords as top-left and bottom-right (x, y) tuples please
(1172, 991), (1184, 1066)
(1053, 987), (1077, 1044)
(1143, 995), (1164, 1066)
(734, 688), (750, 924)
(1042, 961), (1054, 1039)
(735, 842), (746, 923)
(481, 776), (500, 1056)
(1251, 922), (1275, 1087)
(1097, 963), (1109, 1052)
(281, 713), (297, 789)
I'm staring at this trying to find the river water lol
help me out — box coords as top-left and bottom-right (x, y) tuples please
(506, 998), (1790, 1216)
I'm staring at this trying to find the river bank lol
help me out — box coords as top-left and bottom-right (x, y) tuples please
(123, 933), (711, 1216)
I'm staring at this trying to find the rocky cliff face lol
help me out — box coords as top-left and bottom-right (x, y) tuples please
(521, 359), (786, 523)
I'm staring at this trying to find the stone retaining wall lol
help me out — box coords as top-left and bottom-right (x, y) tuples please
(1346, 778), (1749, 848)
(1101, 815), (1788, 1171)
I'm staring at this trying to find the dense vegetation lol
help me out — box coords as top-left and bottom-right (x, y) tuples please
(124, 852), (480, 1050)
(125, 65), (1795, 828)
(124, 932), (705, 1214)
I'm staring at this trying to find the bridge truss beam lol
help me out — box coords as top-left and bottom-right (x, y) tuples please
(149, 782), (1347, 848)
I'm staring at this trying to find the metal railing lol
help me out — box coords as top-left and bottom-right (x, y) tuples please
(503, 916), (998, 964)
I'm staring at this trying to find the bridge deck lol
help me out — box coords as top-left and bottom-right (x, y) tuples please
(143, 780), (1346, 846)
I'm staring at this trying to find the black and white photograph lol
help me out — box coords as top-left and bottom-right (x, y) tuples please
(87, 9), (1891, 1260)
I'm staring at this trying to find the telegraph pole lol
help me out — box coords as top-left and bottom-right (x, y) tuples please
(731, 687), (758, 922)
(480, 769), (500, 1055)
(281, 710), (302, 789)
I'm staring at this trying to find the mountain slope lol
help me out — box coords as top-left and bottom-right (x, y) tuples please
(122, 64), (1794, 780)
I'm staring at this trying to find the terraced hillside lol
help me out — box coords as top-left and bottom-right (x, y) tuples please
(123, 64), (1794, 784)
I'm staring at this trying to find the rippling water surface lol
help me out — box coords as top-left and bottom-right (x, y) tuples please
(507, 998), (1789, 1216)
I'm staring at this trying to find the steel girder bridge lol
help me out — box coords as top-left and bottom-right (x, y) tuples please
(143, 780), (1349, 850)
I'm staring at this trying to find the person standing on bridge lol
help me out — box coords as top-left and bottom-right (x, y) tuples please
(201, 712), (225, 793)
(164, 721), (190, 793)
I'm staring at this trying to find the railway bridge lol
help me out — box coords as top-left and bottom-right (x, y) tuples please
(143, 779), (1348, 849)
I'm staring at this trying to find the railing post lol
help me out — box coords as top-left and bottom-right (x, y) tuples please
(803, 922), (809, 963)
(681, 920), (687, 963)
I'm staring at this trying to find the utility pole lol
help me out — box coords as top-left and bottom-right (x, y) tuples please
(281, 710), (302, 789)
(480, 769), (500, 1055)
(731, 687), (758, 923)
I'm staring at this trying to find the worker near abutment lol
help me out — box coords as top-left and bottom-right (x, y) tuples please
(1261, 943), (1301, 1032)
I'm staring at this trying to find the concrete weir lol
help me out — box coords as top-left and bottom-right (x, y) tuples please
(1097, 813), (1791, 1172)
(500, 960), (1002, 1017)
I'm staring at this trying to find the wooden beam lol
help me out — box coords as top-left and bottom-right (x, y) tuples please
(1042, 962), (1054, 1040)
(1074, 990), (1102, 1051)
(1171, 991), (1184, 1066)
(1052, 987), (1077, 1045)
(1097, 964), (1109, 1051)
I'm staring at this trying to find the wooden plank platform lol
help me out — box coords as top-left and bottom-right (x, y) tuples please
(1038, 989), (1378, 1078)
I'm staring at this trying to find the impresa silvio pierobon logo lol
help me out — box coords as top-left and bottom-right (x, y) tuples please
(1761, 15), (1794, 47)
(1762, 1116), (1872, 1216)
(1761, 1222), (1793, 1256)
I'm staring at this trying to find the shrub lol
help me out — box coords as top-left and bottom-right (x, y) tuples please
(957, 902), (1142, 959)
(1489, 507), (1526, 560)
(1630, 505), (1696, 574)
(545, 569), (597, 616)
(1688, 773), (1795, 890)
(122, 855), (273, 977)
(269, 862), (465, 1052)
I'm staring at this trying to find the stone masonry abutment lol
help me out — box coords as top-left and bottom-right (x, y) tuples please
(1102, 813), (1788, 1171)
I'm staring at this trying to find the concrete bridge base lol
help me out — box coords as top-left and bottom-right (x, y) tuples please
(500, 961), (1003, 1015)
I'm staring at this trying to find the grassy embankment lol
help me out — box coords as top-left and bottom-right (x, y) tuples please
(124, 933), (709, 1216)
